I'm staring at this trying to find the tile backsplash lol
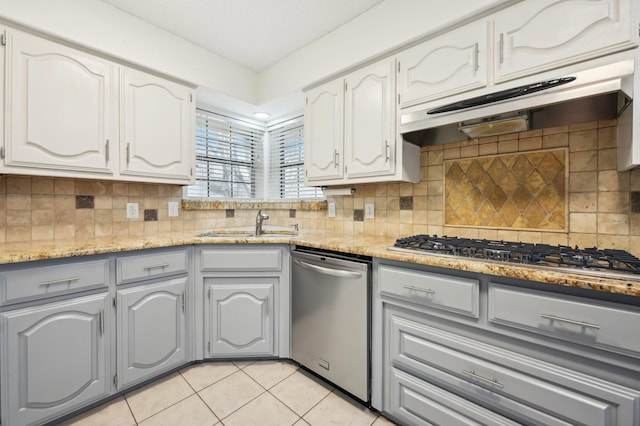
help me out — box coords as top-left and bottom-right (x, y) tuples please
(444, 148), (567, 230)
(0, 119), (638, 256)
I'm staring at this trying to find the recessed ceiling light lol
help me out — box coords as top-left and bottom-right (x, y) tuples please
(253, 112), (270, 119)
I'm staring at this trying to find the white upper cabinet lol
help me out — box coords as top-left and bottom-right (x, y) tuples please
(304, 79), (344, 182)
(3, 29), (116, 175)
(121, 67), (194, 184)
(495, 0), (636, 82)
(304, 58), (420, 186)
(397, 20), (488, 108)
(344, 58), (396, 179)
(0, 26), (195, 184)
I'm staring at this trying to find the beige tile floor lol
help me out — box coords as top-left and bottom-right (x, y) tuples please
(60, 360), (397, 426)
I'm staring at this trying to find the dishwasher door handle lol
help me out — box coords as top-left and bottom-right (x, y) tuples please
(293, 258), (363, 279)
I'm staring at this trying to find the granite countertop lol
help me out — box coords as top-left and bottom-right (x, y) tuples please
(1, 229), (639, 298)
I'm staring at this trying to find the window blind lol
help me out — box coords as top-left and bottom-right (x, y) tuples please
(267, 116), (323, 200)
(187, 109), (264, 199)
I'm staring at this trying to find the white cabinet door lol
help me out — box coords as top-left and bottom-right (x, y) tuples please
(120, 67), (194, 184)
(0, 294), (110, 426)
(397, 20), (487, 107)
(117, 277), (188, 388)
(205, 279), (274, 357)
(304, 79), (344, 182)
(344, 58), (396, 179)
(4, 29), (116, 175)
(495, 0), (636, 82)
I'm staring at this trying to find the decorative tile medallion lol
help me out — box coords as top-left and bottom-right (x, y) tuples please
(444, 149), (567, 230)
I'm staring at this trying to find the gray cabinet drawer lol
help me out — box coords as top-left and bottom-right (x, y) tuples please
(116, 249), (188, 284)
(488, 283), (640, 358)
(389, 313), (640, 426)
(378, 265), (479, 318)
(389, 368), (518, 426)
(0, 259), (109, 305)
(200, 247), (282, 272)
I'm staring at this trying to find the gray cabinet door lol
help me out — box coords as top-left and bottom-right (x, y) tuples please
(117, 277), (188, 388)
(0, 293), (110, 426)
(205, 278), (275, 357)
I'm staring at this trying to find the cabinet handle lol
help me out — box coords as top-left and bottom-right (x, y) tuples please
(385, 141), (390, 162)
(182, 291), (186, 312)
(334, 150), (340, 168)
(105, 139), (110, 163)
(474, 42), (479, 71)
(99, 310), (104, 336)
(126, 143), (131, 164)
(404, 285), (435, 295)
(38, 276), (80, 287)
(143, 263), (170, 270)
(462, 370), (503, 388)
(499, 33), (504, 64)
(540, 314), (600, 330)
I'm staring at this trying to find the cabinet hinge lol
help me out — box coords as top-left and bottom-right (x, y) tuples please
(207, 341), (211, 354)
(344, 81), (347, 92)
(397, 94), (400, 105)
(112, 297), (117, 308)
(0, 31), (6, 46)
(207, 288), (211, 299)
(397, 62), (400, 73)
(190, 167), (193, 177)
(305, 97), (308, 105)
(190, 93), (193, 102)
(0, 146), (5, 159)
(113, 375), (118, 388)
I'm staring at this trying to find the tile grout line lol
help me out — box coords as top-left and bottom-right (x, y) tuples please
(178, 368), (221, 423)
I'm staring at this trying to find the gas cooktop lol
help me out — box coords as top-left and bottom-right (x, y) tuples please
(389, 234), (640, 280)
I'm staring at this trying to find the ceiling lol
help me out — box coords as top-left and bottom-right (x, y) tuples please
(100, 0), (384, 73)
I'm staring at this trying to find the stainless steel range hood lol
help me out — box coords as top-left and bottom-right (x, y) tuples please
(400, 61), (634, 146)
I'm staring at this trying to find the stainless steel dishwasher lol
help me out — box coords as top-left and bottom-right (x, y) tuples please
(291, 247), (371, 403)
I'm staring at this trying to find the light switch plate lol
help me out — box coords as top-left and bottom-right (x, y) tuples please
(168, 201), (179, 217)
(365, 203), (374, 219)
(328, 202), (336, 218)
(126, 203), (139, 219)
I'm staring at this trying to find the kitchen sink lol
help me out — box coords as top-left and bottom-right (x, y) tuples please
(197, 228), (298, 238)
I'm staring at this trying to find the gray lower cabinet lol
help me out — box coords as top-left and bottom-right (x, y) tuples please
(196, 245), (290, 359)
(373, 259), (640, 426)
(116, 277), (188, 388)
(205, 278), (275, 356)
(0, 293), (111, 426)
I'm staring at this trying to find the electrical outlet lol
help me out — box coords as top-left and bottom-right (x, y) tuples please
(126, 203), (139, 219)
(168, 201), (179, 217)
(328, 202), (336, 218)
(365, 203), (374, 219)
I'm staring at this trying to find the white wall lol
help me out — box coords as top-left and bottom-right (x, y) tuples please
(0, 0), (514, 117)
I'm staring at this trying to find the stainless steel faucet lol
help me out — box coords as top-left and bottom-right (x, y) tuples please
(255, 209), (269, 235)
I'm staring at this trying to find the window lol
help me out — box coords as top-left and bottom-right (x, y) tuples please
(187, 109), (323, 200)
(187, 109), (264, 199)
(266, 116), (323, 200)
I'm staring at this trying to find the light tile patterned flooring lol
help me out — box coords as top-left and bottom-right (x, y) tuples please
(61, 360), (396, 426)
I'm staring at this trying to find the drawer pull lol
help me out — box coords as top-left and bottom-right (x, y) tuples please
(462, 370), (504, 388)
(404, 285), (435, 295)
(38, 276), (80, 287)
(143, 263), (170, 271)
(540, 314), (600, 330)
